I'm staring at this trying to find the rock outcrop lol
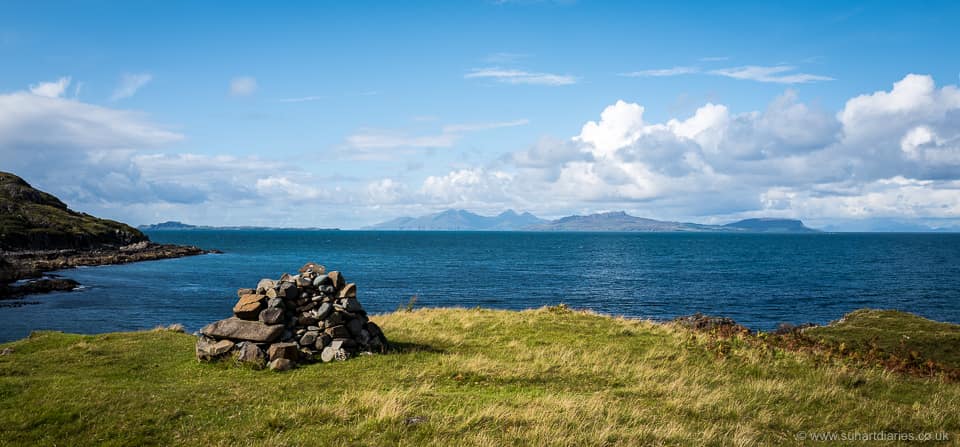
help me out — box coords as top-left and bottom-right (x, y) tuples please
(196, 263), (388, 370)
(0, 171), (211, 299)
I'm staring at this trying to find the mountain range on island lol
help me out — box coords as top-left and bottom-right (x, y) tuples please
(363, 209), (821, 233)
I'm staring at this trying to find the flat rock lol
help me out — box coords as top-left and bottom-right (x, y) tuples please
(234, 294), (266, 320)
(201, 317), (284, 343)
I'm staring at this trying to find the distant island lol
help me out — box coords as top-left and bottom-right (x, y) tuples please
(0, 172), (211, 299)
(139, 221), (340, 231)
(365, 209), (820, 233)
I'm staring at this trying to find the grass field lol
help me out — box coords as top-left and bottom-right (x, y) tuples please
(1, 307), (958, 446)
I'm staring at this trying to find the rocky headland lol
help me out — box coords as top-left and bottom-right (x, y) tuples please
(0, 171), (212, 300)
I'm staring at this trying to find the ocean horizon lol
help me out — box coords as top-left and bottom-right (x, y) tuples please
(1, 230), (957, 343)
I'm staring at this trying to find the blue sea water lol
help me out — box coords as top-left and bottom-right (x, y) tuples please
(1, 231), (959, 342)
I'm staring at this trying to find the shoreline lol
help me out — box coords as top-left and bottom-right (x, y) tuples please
(0, 241), (217, 300)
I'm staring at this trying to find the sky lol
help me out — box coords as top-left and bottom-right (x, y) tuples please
(2, 1), (960, 230)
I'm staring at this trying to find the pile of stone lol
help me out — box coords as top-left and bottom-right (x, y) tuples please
(196, 262), (388, 371)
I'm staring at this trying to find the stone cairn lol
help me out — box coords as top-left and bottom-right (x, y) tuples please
(196, 262), (388, 371)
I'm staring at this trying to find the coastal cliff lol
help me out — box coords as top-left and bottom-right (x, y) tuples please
(0, 172), (209, 298)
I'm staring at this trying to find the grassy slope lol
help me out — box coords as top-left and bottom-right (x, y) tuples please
(1, 308), (958, 446)
(0, 171), (146, 251)
(805, 308), (960, 369)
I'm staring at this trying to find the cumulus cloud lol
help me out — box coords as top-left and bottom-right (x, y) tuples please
(0, 81), (345, 227)
(110, 73), (153, 100)
(29, 76), (71, 98)
(465, 68), (577, 86)
(393, 73), (960, 227)
(230, 76), (258, 96)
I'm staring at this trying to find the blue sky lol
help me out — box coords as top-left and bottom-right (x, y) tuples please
(3, 1), (960, 229)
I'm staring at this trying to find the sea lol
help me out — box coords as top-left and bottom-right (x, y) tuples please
(1, 230), (959, 342)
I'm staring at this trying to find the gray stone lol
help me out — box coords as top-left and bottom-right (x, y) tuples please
(256, 278), (276, 294)
(0, 347), (13, 356)
(258, 307), (284, 325)
(200, 317), (284, 343)
(278, 282), (298, 300)
(234, 342), (267, 368)
(314, 333), (332, 350)
(315, 302), (333, 320)
(313, 275), (332, 288)
(307, 325), (321, 332)
(196, 336), (235, 361)
(267, 297), (284, 308)
(269, 358), (294, 371)
(300, 332), (318, 347)
(320, 346), (337, 363)
(343, 297), (364, 313)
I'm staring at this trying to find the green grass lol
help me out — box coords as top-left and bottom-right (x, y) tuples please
(1, 307), (958, 446)
(805, 308), (960, 370)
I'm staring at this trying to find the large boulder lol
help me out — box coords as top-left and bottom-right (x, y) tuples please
(201, 317), (284, 343)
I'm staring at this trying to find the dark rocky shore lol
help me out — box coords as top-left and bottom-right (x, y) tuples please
(0, 241), (213, 300)
(0, 171), (214, 301)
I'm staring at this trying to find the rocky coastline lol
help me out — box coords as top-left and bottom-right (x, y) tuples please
(0, 241), (215, 300)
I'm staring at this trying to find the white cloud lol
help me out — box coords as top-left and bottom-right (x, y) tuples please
(620, 67), (700, 77)
(393, 73), (960, 226)
(29, 76), (71, 98)
(110, 73), (153, 100)
(699, 56), (730, 62)
(465, 68), (577, 86)
(230, 76), (258, 96)
(0, 91), (182, 154)
(709, 65), (834, 84)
